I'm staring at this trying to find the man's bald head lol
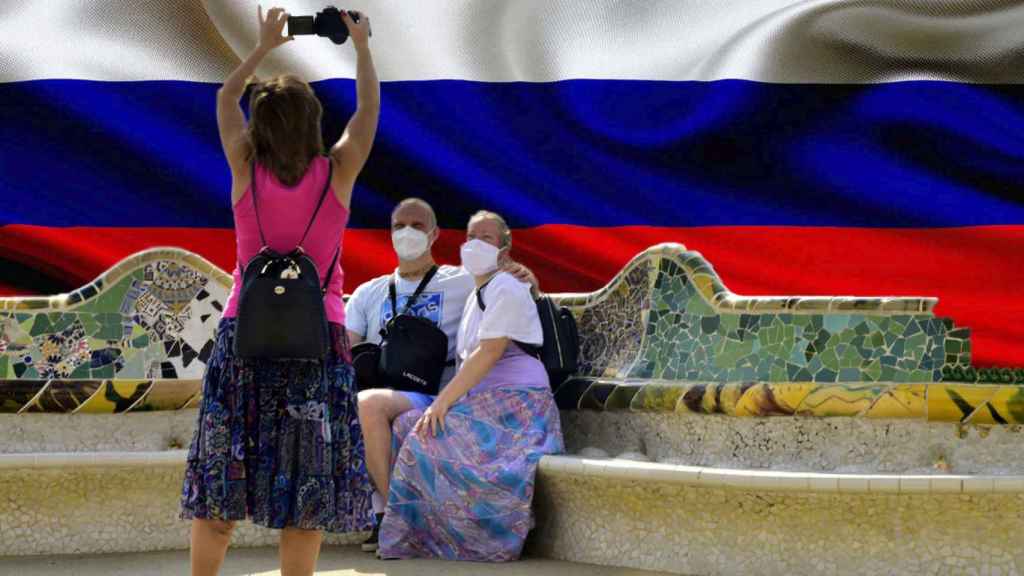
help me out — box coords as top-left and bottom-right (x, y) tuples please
(391, 198), (437, 231)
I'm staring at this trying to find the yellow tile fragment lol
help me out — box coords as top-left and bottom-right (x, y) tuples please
(796, 384), (884, 417)
(865, 384), (926, 419)
(927, 383), (999, 423)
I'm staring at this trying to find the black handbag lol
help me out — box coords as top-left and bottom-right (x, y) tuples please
(351, 341), (383, 391)
(353, 267), (449, 394)
(475, 281), (579, 389)
(377, 266), (449, 395)
(234, 159), (339, 360)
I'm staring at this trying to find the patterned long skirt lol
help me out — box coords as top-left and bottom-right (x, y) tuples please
(179, 318), (373, 532)
(378, 387), (564, 561)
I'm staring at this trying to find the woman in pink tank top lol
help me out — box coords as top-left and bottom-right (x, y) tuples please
(180, 7), (378, 576)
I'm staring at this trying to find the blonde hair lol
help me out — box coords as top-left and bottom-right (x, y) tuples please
(468, 210), (511, 247)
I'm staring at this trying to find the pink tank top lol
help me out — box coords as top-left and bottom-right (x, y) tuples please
(222, 157), (348, 324)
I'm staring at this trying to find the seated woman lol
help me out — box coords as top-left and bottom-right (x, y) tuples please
(377, 210), (564, 562)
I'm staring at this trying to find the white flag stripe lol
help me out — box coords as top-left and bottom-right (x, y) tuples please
(1, 0), (1023, 84)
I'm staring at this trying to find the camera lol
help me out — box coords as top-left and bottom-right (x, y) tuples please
(287, 6), (369, 45)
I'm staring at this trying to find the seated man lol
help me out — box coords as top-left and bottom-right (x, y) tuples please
(345, 198), (536, 552)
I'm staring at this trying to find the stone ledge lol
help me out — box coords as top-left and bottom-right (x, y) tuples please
(0, 462), (364, 556)
(6, 450), (1023, 495)
(539, 455), (1024, 494)
(530, 467), (1024, 575)
(0, 450), (188, 469)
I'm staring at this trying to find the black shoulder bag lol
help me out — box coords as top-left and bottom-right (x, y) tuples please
(234, 159), (339, 359)
(352, 267), (449, 395)
(475, 281), (580, 389)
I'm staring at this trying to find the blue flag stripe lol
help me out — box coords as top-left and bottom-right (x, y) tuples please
(3, 78), (1023, 229)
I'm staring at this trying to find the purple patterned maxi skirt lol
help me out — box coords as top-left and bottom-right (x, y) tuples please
(180, 318), (373, 532)
(378, 385), (563, 561)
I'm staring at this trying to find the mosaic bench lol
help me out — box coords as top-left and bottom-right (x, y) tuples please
(550, 243), (1023, 425)
(528, 243), (1024, 574)
(1, 244), (1019, 418)
(0, 249), (230, 414)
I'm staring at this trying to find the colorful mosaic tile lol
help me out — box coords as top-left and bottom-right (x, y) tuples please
(603, 383), (642, 411)
(579, 381), (619, 411)
(629, 381), (694, 413)
(0, 380), (45, 413)
(3, 243), (1021, 422)
(75, 380), (153, 414)
(942, 365), (1024, 385)
(557, 377), (1024, 423)
(541, 244), (1021, 423)
(553, 378), (598, 411)
(0, 249), (228, 413)
(132, 379), (203, 412)
(550, 244), (969, 389)
(634, 256), (951, 383)
(862, 384), (927, 419)
(926, 383), (1002, 423)
(22, 380), (101, 413)
(568, 260), (652, 379)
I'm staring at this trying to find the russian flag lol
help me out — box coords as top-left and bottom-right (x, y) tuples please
(1, 1), (1022, 366)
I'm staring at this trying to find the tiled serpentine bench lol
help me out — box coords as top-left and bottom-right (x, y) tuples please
(1, 246), (1022, 574)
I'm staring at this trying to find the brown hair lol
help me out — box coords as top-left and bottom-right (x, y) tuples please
(247, 75), (324, 186)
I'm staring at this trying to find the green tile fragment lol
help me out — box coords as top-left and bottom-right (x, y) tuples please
(865, 359), (883, 381)
(92, 364), (115, 378)
(29, 315), (53, 337)
(817, 349), (836, 371)
(685, 294), (714, 316)
(909, 370), (932, 383)
(92, 277), (135, 314)
(69, 362), (91, 379)
(95, 313), (123, 340)
(51, 313), (76, 333)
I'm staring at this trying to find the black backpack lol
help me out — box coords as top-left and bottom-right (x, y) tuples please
(352, 267), (450, 395)
(475, 281), (579, 389)
(234, 159), (338, 360)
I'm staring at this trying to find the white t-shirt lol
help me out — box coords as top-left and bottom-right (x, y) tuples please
(457, 272), (543, 361)
(345, 265), (475, 386)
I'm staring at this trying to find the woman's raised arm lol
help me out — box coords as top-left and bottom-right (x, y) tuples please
(219, 5), (292, 191)
(329, 11), (379, 208)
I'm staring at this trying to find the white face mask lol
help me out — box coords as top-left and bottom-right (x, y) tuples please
(391, 227), (431, 261)
(460, 239), (501, 276)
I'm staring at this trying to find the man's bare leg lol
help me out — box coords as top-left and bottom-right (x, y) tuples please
(358, 389), (415, 498)
(357, 389), (416, 551)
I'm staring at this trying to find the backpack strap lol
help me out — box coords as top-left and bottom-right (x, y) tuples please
(249, 160), (268, 249)
(321, 245), (340, 295)
(251, 158), (338, 292)
(249, 157), (333, 251)
(388, 265), (440, 318)
(476, 277), (542, 357)
(474, 277), (495, 312)
(296, 158), (335, 251)
(308, 158), (336, 294)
